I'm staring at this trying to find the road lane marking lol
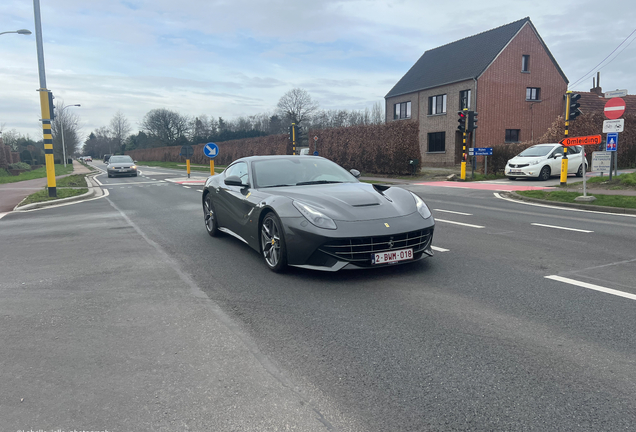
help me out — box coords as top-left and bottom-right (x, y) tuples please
(435, 218), (484, 229)
(197, 190), (203, 192)
(545, 275), (636, 301)
(531, 223), (593, 233)
(494, 192), (636, 218)
(183, 186), (191, 189)
(434, 209), (473, 216)
(431, 246), (449, 252)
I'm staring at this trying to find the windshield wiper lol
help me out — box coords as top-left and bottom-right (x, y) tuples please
(295, 180), (344, 186)
(262, 184), (295, 188)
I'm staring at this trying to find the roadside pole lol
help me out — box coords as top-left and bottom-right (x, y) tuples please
(33, 0), (56, 197)
(203, 142), (219, 176)
(460, 109), (468, 180)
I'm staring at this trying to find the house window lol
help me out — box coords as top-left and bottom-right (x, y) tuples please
(427, 132), (446, 152)
(526, 87), (540, 101)
(394, 101), (411, 120)
(428, 94), (447, 115)
(522, 55), (530, 72)
(505, 129), (520, 143)
(459, 90), (471, 110)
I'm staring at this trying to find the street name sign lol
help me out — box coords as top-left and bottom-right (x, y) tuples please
(604, 89), (628, 98)
(559, 135), (602, 147)
(603, 119), (625, 133)
(606, 133), (618, 151)
(203, 142), (219, 158)
(468, 147), (493, 156)
(604, 97), (626, 119)
(591, 151), (612, 172)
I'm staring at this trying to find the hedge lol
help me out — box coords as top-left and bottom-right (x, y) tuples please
(126, 121), (421, 175)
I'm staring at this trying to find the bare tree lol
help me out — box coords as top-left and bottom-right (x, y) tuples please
(140, 108), (191, 146)
(51, 101), (82, 161)
(276, 88), (318, 126)
(371, 101), (385, 124)
(110, 110), (132, 154)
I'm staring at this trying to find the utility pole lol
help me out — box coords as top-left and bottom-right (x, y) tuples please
(33, 0), (56, 197)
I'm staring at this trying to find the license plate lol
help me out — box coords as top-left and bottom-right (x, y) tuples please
(372, 248), (413, 265)
(509, 170), (523, 174)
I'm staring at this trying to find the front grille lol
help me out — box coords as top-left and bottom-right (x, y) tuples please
(319, 228), (433, 263)
(509, 164), (529, 168)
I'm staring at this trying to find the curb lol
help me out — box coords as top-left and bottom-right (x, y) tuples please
(504, 191), (636, 215)
(13, 174), (104, 211)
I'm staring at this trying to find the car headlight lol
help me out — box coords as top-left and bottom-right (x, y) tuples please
(410, 192), (432, 219)
(131, 165), (137, 169)
(528, 159), (540, 166)
(293, 201), (337, 230)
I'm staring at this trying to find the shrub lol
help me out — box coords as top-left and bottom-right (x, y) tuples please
(9, 162), (32, 170)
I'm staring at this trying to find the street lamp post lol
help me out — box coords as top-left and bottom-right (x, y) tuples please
(59, 104), (81, 167)
(0, 29), (32, 36)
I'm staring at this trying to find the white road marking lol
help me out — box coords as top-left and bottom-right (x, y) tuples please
(434, 209), (473, 216)
(197, 189), (203, 192)
(494, 192), (636, 218)
(183, 186), (191, 189)
(545, 275), (636, 301)
(435, 218), (485, 229)
(431, 246), (450, 252)
(531, 223), (593, 233)
(0, 212), (9, 220)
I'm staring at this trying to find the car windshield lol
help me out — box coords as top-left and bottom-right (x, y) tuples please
(517, 146), (555, 157)
(109, 156), (133, 164)
(253, 158), (358, 188)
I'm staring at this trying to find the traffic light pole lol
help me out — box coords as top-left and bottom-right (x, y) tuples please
(292, 123), (297, 155)
(34, 0), (56, 197)
(460, 109), (468, 180)
(560, 91), (572, 186)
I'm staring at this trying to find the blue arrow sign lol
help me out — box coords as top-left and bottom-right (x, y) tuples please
(203, 142), (219, 158)
(606, 133), (618, 152)
(469, 147), (493, 156)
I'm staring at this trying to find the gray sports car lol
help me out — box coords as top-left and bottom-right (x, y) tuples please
(202, 155), (435, 272)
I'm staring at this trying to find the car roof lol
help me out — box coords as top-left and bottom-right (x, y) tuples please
(235, 155), (325, 163)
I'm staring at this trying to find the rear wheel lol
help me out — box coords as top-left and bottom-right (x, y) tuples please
(261, 213), (287, 272)
(539, 166), (551, 181)
(576, 164), (584, 177)
(203, 194), (219, 237)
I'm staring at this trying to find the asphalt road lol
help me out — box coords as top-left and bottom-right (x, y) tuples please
(2, 162), (635, 431)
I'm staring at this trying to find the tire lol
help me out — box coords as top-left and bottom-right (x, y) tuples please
(576, 164), (583, 177)
(203, 194), (220, 237)
(539, 166), (551, 181)
(260, 212), (287, 272)
(107, 173), (112, 178)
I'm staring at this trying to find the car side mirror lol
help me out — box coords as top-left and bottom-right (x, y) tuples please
(350, 169), (361, 179)
(224, 175), (248, 187)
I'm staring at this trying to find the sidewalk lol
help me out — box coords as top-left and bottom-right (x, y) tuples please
(0, 161), (94, 213)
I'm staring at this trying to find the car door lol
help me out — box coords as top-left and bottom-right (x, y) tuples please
(215, 162), (254, 238)
(567, 146), (582, 173)
(547, 146), (563, 174)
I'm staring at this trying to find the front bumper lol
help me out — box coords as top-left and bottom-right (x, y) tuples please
(505, 164), (540, 178)
(108, 167), (137, 176)
(281, 212), (435, 271)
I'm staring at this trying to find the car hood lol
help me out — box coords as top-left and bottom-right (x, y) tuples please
(267, 182), (417, 221)
(508, 155), (545, 165)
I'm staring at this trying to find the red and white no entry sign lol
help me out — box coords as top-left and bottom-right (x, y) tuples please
(604, 97), (626, 120)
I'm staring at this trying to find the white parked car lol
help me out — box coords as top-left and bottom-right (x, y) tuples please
(505, 143), (587, 181)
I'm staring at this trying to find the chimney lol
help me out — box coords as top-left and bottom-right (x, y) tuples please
(590, 72), (603, 96)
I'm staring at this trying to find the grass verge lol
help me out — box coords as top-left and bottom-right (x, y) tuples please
(0, 164), (74, 184)
(584, 172), (636, 188)
(516, 190), (636, 209)
(136, 160), (225, 173)
(19, 187), (89, 206)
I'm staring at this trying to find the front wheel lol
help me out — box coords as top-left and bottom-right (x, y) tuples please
(203, 194), (220, 237)
(539, 166), (551, 181)
(261, 213), (287, 272)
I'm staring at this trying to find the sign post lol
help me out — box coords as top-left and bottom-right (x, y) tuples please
(180, 145), (194, 178)
(604, 97), (626, 179)
(203, 142), (219, 176)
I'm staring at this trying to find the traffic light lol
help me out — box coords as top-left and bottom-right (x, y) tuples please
(457, 111), (467, 132)
(467, 111), (478, 132)
(568, 93), (581, 120)
(47, 91), (55, 120)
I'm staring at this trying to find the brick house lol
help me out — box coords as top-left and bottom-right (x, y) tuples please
(385, 17), (568, 166)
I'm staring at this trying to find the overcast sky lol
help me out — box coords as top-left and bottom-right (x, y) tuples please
(1, 0), (635, 141)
